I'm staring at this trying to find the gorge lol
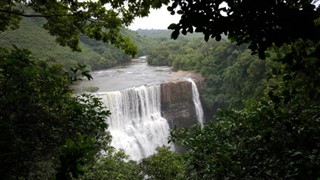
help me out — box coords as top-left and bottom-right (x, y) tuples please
(76, 57), (205, 160)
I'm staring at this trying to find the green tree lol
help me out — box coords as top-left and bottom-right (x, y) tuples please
(168, 0), (320, 179)
(168, 0), (320, 59)
(0, 47), (110, 179)
(80, 147), (142, 180)
(140, 147), (185, 180)
(171, 98), (320, 179)
(148, 44), (175, 66)
(0, 0), (172, 56)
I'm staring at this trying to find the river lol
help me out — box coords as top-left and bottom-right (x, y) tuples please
(73, 56), (177, 93)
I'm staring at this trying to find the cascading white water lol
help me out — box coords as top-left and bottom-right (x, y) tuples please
(186, 78), (204, 127)
(98, 84), (172, 161)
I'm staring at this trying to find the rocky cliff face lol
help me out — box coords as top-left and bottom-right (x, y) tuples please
(160, 72), (204, 128)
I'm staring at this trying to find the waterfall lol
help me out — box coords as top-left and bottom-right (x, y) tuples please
(186, 78), (204, 127)
(98, 84), (172, 161)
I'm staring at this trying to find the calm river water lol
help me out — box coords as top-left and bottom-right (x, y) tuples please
(73, 56), (177, 93)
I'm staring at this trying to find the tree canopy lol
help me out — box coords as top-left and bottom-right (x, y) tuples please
(168, 0), (320, 59)
(0, 0), (171, 56)
(165, 0), (320, 179)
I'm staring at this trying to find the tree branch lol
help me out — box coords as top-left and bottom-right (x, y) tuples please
(0, 9), (76, 18)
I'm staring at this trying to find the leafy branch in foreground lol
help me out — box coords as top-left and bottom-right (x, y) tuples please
(0, 0), (171, 56)
(0, 47), (111, 179)
(171, 98), (320, 179)
(168, 0), (320, 59)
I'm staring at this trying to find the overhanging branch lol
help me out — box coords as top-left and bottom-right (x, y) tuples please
(0, 9), (76, 18)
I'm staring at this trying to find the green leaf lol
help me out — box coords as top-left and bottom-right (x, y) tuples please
(177, 10), (184, 14)
(168, 23), (177, 30)
(171, 30), (180, 39)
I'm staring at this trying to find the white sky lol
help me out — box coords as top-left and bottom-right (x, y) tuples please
(128, 6), (181, 30)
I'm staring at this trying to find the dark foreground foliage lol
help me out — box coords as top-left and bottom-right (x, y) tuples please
(171, 98), (320, 179)
(167, 20), (320, 180)
(0, 47), (111, 179)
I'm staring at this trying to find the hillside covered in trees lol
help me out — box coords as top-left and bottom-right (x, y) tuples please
(0, 19), (125, 70)
(145, 35), (266, 115)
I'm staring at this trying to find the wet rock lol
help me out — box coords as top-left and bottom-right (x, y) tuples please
(160, 72), (204, 128)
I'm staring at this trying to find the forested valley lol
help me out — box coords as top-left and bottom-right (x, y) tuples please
(1, 0), (320, 179)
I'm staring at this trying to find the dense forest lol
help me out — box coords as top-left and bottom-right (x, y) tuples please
(0, 17), (139, 71)
(147, 37), (267, 113)
(1, 0), (320, 179)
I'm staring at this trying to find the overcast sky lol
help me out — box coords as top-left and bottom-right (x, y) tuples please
(128, 6), (181, 30)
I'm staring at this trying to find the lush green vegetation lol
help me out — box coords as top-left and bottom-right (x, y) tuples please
(163, 0), (320, 179)
(142, 0), (320, 179)
(147, 38), (268, 114)
(0, 47), (111, 178)
(140, 147), (186, 179)
(1, 0), (320, 179)
(0, 0), (173, 55)
(145, 30), (320, 179)
(0, 17), (133, 71)
(0, 1), (168, 179)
